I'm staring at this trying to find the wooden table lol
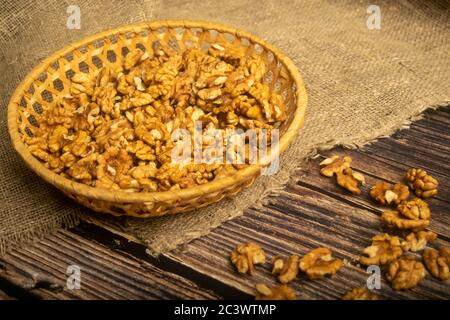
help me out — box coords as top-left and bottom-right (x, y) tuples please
(0, 107), (448, 300)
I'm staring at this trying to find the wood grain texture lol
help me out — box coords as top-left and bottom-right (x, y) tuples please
(0, 230), (219, 299)
(0, 107), (449, 299)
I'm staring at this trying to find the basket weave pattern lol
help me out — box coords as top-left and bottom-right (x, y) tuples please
(8, 20), (307, 218)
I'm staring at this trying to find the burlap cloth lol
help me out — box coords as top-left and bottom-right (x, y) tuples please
(1, 0), (449, 256)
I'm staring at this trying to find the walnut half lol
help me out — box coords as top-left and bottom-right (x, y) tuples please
(342, 288), (379, 300)
(359, 233), (403, 266)
(370, 182), (409, 205)
(299, 247), (343, 279)
(255, 283), (296, 300)
(272, 255), (299, 284)
(319, 155), (352, 177)
(386, 255), (426, 290)
(230, 243), (266, 275)
(406, 168), (438, 198)
(381, 210), (429, 231)
(423, 247), (450, 281)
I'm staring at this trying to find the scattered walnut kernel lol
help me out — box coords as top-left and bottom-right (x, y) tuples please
(359, 233), (403, 266)
(342, 288), (379, 300)
(319, 155), (352, 177)
(255, 283), (296, 300)
(406, 168), (438, 198)
(397, 198), (430, 220)
(401, 231), (437, 252)
(423, 247), (450, 281)
(272, 256), (299, 284)
(381, 210), (429, 231)
(336, 168), (362, 194)
(386, 255), (426, 290)
(230, 243), (266, 275)
(299, 247), (343, 279)
(369, 182), (409, 205)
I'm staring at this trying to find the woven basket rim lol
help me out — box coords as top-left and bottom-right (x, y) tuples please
(7, 19), (307, 204)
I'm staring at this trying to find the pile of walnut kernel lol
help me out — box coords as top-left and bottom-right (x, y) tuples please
(319, 156), (448, 293)
(23, 43), (287, 192)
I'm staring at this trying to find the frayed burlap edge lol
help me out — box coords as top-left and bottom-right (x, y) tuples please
(0, 212), (80, 256)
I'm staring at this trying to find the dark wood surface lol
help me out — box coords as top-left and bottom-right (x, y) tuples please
(0, 107), (448, 300)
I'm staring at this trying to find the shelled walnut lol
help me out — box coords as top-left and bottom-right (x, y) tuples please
(397, 198), (430, 220)
(370, 182), (409, 205)
(335, 168), (364, 194)
(319, 155), (352, 177)
(381, 210), (429, 231)
(342, 288), (379, 300)
(406, 168), (438, 198)
(401, 231), (437, 252)
(299, 247), (343, 279)
(230, 243), (266, 275)
(255, 283), (296, 300)
(423, 247), (450, 281)
(23, 45), (288, 192)
(359, 234), (403, 265)
(386, 255), (426, 290)
(272, 256), (299, 284)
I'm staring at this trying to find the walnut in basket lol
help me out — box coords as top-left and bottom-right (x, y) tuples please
(22, 44), (289, 193)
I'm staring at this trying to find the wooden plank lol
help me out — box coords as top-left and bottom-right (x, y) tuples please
(0, 106), (448, 299)
(0, 230), (219, 299)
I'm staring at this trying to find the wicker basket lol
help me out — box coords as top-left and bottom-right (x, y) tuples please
(7, 20), (307, 218)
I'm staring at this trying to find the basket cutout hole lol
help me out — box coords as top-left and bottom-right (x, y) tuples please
(92, 56), (103, 68)
(109, 34), (118, 44)
(200, 42), (210, 53)
(32, 101), (43, 114)
(209, 29), (218, 39)
(65, 69), (75, 80)
(27, 84), (35, 95)
(135, 43), (146, 52)
(254, 44), (263, 54)
(174, 27), (185, 36)
(121, 46), (130, 57)
(41, 90), (53, 103)
(78, 45), (88, 54)
(20, 97), (27, 107)
(168, 38), (179, 51)
(190, 27), (203, 36)
(184, 40), (195, 49)
(157, 27), (168, 34)
(93, 39), (104, 48)
(53, 78), (64, 91)
(107, 50), (116, 63)
(24, 127), (34, 137)
(78, 61), (89, 73)
(267, 52), (274, 63)
(64, 52), (74, 62)
(223, 33), (235, 43)
(140, 30), (149, 37)
(37, 72), (47, 82)
(152, 40), (161, 50)
(27, 114), (39, 127)
(50, 61), (60, 71)
(124, 31), (135, 39)
(264, 70), (273, 84)
(240, 38), (250, 47)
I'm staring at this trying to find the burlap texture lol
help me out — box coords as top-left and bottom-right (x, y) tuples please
(1, 0), (449, 255)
